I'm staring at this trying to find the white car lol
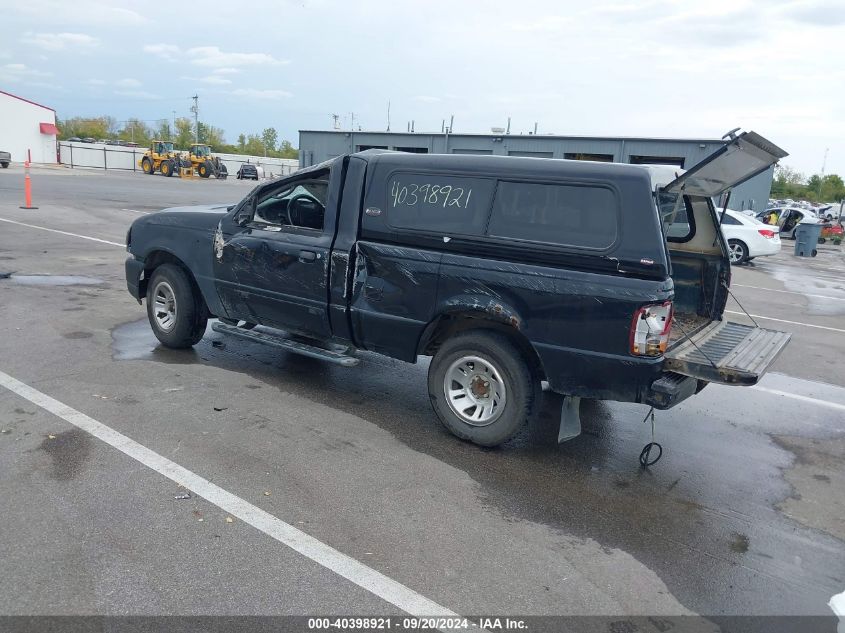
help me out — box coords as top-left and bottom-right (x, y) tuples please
(720, 209), (781, 264)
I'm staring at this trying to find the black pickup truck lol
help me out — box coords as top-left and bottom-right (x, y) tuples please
(126, 132), (791, 447)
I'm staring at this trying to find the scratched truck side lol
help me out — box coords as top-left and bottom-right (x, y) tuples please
(126, 135), (791, 447)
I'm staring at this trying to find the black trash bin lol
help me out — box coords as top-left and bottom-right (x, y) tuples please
(794, 222), (823, 257)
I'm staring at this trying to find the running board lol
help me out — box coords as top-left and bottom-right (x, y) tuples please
(211, 322), (360, 367)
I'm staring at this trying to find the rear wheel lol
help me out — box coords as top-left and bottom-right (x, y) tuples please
(141, 158), (153, 175)
(728, 239), (748, 264)
(160, 160), (173, 177)
(146, 264), (207, 348)
(199, 161), (210, 178)
(428, 331), (537, 447)
(0, 162), (9, 168)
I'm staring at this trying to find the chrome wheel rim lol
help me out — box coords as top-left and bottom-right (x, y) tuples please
(443, 355), (507, 426)
(729, 243), (744, 263)
(152, 281), (177, 332)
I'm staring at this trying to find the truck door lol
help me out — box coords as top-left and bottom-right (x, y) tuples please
(213, 167), (337, 338)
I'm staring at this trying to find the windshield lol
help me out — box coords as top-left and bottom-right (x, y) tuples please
(156, 142), (174, 153)
(194, 145), (210, 157)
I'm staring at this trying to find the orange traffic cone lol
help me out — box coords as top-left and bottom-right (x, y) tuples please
(20, 160), (38, 210)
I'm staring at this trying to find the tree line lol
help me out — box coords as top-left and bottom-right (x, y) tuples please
(771, 164), (845, 203)
(56, 115), (299, 159)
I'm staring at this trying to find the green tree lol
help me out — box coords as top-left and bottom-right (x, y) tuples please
(155, 120), (173, 141)
(243, 134), (266, 156)
(237, 133), (246, 150)
(197, 122), (226, 149)
(260, 127), (278, 154)
(174, 117), (195, 150)
(119, 119), (152, 146)
(57, 116), (113, 140)
(278, 139), (298, 159)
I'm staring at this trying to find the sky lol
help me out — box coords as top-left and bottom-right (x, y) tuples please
(0, 0), (843, 176)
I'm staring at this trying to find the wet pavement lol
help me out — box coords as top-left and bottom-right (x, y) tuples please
(0, 169), (843, 629)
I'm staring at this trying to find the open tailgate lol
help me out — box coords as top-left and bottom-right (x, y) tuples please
(664, 320), (790, 385)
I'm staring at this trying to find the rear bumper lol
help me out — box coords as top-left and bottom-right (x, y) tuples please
(644, 372), (699, 409)
(750, 238), (781, 257)
(125, 256), (145, 302)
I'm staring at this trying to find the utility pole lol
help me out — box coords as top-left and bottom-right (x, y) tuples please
(331, 114), (340, 130)
(350, 112), (355, 131)
(190, 95), (199, 143)
(819, 147), (829, 198)
(387, 100), (391, 132)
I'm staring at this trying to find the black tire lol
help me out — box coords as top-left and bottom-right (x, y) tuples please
(728, 239), (748, 264)
(160, 160), (173, 177)
(818, 237), (826, 244)
(145, 264), (207, 348)
(428, 330), (537, 447)
(141, 158), (153, 175)
(199, 161), (210, 178)
(0, 162), (9, 169)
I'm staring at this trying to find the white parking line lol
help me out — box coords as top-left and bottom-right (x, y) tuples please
(732, 284), (845, 302)
(0, 218), (123, 248)
(725, 310), (845, 334)
(0, 369), (457, 622)
(752, 386), (845, 413)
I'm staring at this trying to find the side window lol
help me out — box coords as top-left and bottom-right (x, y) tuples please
(384, 174), (496, 235)
(488, 181), (618, 250)
(657, 192), (695, 242)
(254, 171), (329, 231)
(720, 214), (742, 226)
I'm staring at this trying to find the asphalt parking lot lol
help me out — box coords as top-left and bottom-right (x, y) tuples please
(0, 166), (843, 632)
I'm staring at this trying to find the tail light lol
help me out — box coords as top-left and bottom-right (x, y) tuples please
(758, 229), (777, 239)
(630, 301), (673, 356)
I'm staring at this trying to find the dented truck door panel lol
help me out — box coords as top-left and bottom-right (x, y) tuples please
(212, 162), (342, 338)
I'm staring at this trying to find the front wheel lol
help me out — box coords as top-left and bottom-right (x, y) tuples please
(160, 160), (173, 177)
(728, 239), (748, 264)
(146, 264), (207, 348)
(428, 331), (537, 447)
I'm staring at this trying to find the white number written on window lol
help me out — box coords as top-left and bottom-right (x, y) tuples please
(390, 181), (473, 209)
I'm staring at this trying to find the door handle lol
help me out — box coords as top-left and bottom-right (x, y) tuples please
(298, 250), (317, 263)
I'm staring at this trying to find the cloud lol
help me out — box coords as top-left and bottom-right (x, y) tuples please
(9, 1), (146, 26)
(143, 43), (180, 60)
(0, 62), (52, 82)
(187, 46), (288, 68)
(232, 88), (292, 100)
(413, 95), (441, 103)
(511, 16), (570, 32)
(200, 76), (232, 85)
(21, 31), (98, 51)
(115, 78), (142, 88)
(87, 78), (106, 85)
(181, 75), (233, 85)
(115, 89), (159, 99)
(142, 44), (286, 68)
(780, 1), (845, 25)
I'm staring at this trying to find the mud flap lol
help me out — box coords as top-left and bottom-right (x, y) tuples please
(558, 396), (582, 443)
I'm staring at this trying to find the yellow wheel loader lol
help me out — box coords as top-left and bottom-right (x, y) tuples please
(139, 141), (187, 177)
(187, 144), (228, 179)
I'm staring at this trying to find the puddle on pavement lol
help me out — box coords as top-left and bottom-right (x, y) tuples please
(7, 275), (105, 286)
(111, 318), (202, 363)
(39, 428), (91, 481)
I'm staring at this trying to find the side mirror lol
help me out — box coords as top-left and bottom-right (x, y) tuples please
(235, 199), (254, 226)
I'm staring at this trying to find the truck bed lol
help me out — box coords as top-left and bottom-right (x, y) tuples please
(668, 313), (710, 347)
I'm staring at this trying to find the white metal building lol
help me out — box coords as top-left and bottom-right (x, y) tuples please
(0, 89), (58, 164)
